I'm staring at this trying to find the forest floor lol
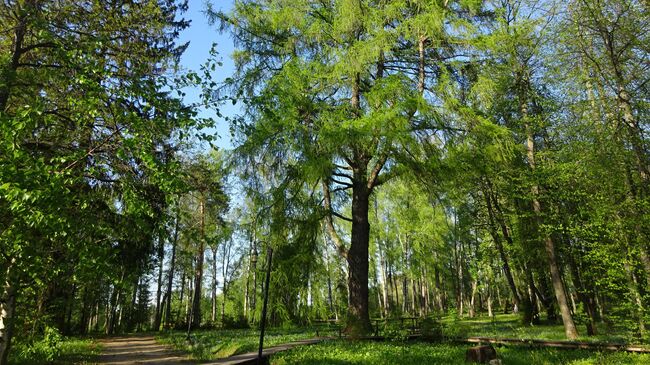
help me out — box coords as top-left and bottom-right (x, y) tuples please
(96, 335), (194, 364)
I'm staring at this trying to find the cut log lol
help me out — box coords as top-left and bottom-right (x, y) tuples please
(465, 345), (497, 363)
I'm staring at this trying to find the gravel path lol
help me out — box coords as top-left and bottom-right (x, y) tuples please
(96, 336), (193, 364)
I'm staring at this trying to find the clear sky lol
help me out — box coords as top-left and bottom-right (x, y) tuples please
(178, 0), (238, 150)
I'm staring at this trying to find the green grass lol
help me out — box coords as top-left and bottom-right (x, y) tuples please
(270, 340), (650, 365)
(9, 337), (100, 365)
(157, 315), (647, 363)
(439, 314), (636, 344)
(157, 327), (340, 361)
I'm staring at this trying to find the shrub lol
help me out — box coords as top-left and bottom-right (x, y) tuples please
(420, 317), (443, 341)
(223, 314), (250, 329)
(15, 326), (63, 363)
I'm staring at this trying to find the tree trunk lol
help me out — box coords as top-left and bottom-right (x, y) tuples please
(624, 255), (646, 336)
(211, 247), (218, 323)
(192, 197), (206, 328)
(390, 264), (399, 312)
(0, 2), (28, 112)
(520, 71), (578, 339)
(164, 204), (180, 328)
(566, 245), (597, 335)
(185, 275), (192, 325)
(327, 258), (334, 316)
(483, 182), (522, 308)
(221, 240), (231, 326)
(0, 260), (17, 365)
(345, 171), (372, 335)
(379, 249), (389, 317)
(487, 287), (493, 318)
(469, 280), (478, 318)
(153, 235), (165, 331)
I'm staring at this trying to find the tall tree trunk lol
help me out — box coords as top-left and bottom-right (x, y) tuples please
(524, 269), (540, 324)
(244, 238), (253, 320)
(221, 240), (231, 326)
(624, 249), (646, 336)
(0, 259), (17, 365)
(164, 204), (180, 328)
(153, 235), (165, 331)
(64, 283), (76, 335)
(345, 166), (372, 335)
(107, 270), (125, 335)
(177, 270), (186, 326)
(0, 1), (29, 112)
(487, 286), (493, 318)
(185, 275), (192, 326)
(399, 234), (409, 314)
(411, 278), (418, 316)
(469, 280), (478, 318)
(566, 242), (597, 335)
(192, 197), (206, 328)
(379, 249), (389, 317)
(327, 258), (334, 317)
(390, 264), (399, 312)
(520, 71), (578, 339)
(211, 248), (218, 323)
(483, 184), (522, 308)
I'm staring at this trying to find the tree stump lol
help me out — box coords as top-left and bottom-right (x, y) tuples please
(465, 345), (497, 363)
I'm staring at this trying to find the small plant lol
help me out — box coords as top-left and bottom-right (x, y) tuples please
(15, 325), (63, 363)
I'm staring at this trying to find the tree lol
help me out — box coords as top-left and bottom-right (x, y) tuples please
(211, 0), (485, 335)
(0, 0), (194, 362)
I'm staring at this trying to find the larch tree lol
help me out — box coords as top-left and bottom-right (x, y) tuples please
(211, 0), (485, 334)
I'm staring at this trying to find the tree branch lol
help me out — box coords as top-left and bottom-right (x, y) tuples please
(322, 180), (348, 259)
(331, 210), (352, 222)
(330, 177), (352, 187)
(367, 154), (388, 190)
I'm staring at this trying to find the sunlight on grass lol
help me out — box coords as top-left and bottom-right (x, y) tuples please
(271, 340), (650, 365)
(157, 327), (338, 361)
(439, 314), (634, 344)
(9, 337), (100, 365)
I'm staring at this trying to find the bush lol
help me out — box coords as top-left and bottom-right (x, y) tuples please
(223, 314), (250, 329)
(15, 326), (63, 363)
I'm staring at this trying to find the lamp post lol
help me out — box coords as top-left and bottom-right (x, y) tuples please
(258, 246), (273, 364)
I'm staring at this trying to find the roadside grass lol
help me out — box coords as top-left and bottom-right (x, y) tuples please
(9, 337), (100, 365)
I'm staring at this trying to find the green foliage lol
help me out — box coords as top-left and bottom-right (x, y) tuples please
(222, 314), (251, 329)
(420, 317), (444, 341)
(9, 328), (99, 365)
(270, 340), (650, 365)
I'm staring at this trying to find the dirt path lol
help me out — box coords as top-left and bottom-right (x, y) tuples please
(96, 336), (194, 364)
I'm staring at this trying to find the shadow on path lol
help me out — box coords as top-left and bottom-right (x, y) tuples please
(97, 336), (194, 364)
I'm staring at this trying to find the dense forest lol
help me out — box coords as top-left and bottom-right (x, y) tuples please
(0, 0), (648, 364)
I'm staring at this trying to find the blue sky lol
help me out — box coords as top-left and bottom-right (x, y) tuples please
(178, 0), (238, 150)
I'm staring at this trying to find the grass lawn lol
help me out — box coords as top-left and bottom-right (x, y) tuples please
(157, 327), (340, 361)
(270, 340), (650, 365)
(156, 315), (648, 363)
(438, 314), (635, 344)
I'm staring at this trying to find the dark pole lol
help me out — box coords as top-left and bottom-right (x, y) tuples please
(258, 247), (273, 364)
